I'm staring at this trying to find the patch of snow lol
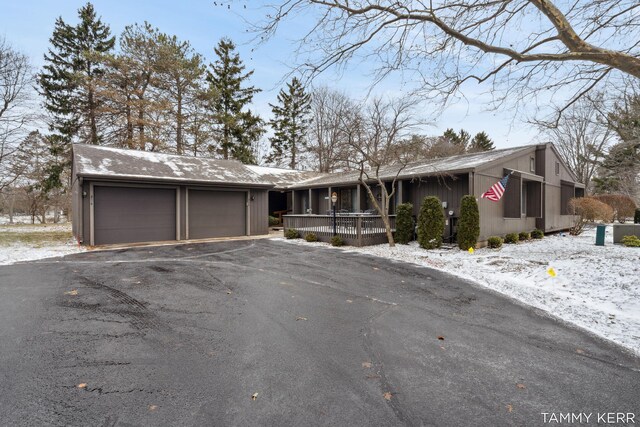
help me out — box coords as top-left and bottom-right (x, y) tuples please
(0, 222), (86, 265)
(275, 225), (640, 355)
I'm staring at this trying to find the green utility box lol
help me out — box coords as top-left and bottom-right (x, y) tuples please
(595, 224), (606, 246)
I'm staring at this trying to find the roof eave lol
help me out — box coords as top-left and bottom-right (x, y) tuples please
(77, 173), (275, 189)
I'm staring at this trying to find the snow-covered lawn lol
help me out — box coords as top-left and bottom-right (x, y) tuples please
(0, 221), (85, 265)
(275, 226), (640, 355)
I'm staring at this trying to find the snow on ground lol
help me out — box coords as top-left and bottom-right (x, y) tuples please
(275, 225), (640, 355)
(0, 221), (86, 265)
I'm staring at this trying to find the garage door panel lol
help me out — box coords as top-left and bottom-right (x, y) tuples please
(94, 186), (176, 245)
(188, 190), (246, 239)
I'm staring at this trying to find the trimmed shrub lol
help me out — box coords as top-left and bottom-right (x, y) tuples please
(568, 197), (614, 235)
(518, 231), (531, 241)
(304, 233), (318, 242)
(487, 236), (503, 249)
(284, 228), (299, 239)
(593, 194), (637, 223)
(330, 236), (344, 247)
(622, 235), (640, 247)
(635, 208), (640, 224)
(531, 229), (544, 239)
(504, 233), (519, 244)
(395, 203), (414, 244)
(457, 195), (480, 250)
(417, 196), (445, 249)
(268, 216), (280, 226)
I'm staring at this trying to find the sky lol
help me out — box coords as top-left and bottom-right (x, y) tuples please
(0, 0), (541, 149)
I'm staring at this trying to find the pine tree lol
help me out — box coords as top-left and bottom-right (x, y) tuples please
(443, 128), (470, 151)
(457, 195), (480, 250)
(470, 131), (495, 151)
(267, 77), (311, 169)
(38, 2), (114, 186)
(417, 196), (445, 249)
(206, 38), (263, 163)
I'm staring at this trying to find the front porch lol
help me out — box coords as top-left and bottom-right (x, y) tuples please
(284, 214), (396, 247)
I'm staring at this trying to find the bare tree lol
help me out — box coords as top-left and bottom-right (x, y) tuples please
(260, 1), (640, 122)
(539, 96), (612, 190)
(0, 37), (32, 193)
(345, 96), (422, 246)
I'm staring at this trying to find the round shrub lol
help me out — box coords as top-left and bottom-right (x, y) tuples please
(330, 236), (344, 247)
(622, 235), (640, 247)
(285, 228), (300, 239)
(304, 233), (318, 242)
(504, 233), (519, 244)
(531, 229), (544, 239)
(457, 195), (480, 250)
(518, 231), (531, 241)
(487, 236), (503, 249)
(417, 196), (445, 249)
(635, 208), (640, 224)
(593, 194), (636, 223)
(268, 215), (280, 226)
(395, 203), (414, 244)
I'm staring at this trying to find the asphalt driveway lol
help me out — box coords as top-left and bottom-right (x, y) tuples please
(0, 239), (638, 426)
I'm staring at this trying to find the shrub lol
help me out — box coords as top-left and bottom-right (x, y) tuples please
(457, 195), (480, 250)
(635, 208), (640, 224)
(330, 235), (344, 247)
(395, 203), (414, 244)
(568, 197), (614, 235)
(268, 216), (280, 226)
(621, 235), (640, 247)
(487, 236), (503, 249)
(593, 194), (637, 223)
(504, 233), (519, 244)
(284, 228), (299, 239)
(304, 233), (318, 242)
(531, 229), (544, 239)
(417, 196), (445, 249)
(518, 231), (531, 241)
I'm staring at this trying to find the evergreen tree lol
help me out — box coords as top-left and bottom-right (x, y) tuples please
(267, 77), (311, 169)
(38, 2), (114, 186)
(457, 195), (480, 250)
(443, 128), (470, 151)
(206, 38), (263, 163)
(417, 196), (445, 249)
(470, 131), (495, 151)
(395, 203), (414, 244)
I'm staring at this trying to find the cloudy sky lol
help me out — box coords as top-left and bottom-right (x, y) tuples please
(1, 0), (541, 149)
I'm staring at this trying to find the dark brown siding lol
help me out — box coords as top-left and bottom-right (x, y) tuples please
(94, 186), (176, 245)
(561, 181), (575, 215)
(250, 189), (269, 235)
(82, 182), (91, 243)
(526, 181), (542, 218)
(408, 174), (469, 216)
(188, 189), (246, 239)
(503, 174), (521, 218)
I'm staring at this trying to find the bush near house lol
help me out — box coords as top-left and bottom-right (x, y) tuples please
(518, 231), (531, 241)
(504, 233), (519, 244)
(285, 228), (300, 239)
(269, 216), (280, 226)
(568, 197), (614, 235)
(330, 236), (344, 247)
(417, 196), (445, 249)
(635, 209), (640, 224)
(457, 195), (480, 250)
(593, 194), (637, 223)
(395, 203), (414, 244)
(622, 235), (640, 247)
(487, 236), (503, 248)
(531, 229), (544, 239)
(305, 233), (318, 242)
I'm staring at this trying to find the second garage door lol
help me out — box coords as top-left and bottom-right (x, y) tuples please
(188, 190), (247, 239)
(93, 186), (177, 245)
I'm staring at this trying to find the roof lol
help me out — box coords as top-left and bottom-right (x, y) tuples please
(288, 145), (533, 188)
(73, 144), (273, 187)
(246, 165), (326, 189)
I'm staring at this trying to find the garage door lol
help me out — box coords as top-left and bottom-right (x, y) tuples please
(188, 190), (246, 239)
(93, 186), (176, 245)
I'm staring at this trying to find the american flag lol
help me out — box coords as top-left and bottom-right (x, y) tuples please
(481, 174), (511, 202)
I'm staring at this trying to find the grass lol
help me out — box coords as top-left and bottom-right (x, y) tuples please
(0, 231), (73, 246)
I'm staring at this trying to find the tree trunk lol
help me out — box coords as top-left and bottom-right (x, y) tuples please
(176, 91), (183, 155)
(125, 95), (134, 148)
(88, 87), (98, 145)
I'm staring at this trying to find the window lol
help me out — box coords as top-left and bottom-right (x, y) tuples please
(555, 162), (560, 175)
(530, 157), (535, 173)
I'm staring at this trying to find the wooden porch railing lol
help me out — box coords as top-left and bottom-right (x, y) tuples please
(283, 214), (396, 247)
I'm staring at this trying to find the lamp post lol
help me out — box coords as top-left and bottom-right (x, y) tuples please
(331, 192), (338, 236)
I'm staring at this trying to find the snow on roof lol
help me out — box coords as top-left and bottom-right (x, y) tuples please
(73, 144), (272, 187)
(288, 145), (533, 188)
(246, 165), (326, 188)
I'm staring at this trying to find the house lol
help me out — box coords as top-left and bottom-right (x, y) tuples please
(71, 144), (274, 245)
(71, 142), (584, 246)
